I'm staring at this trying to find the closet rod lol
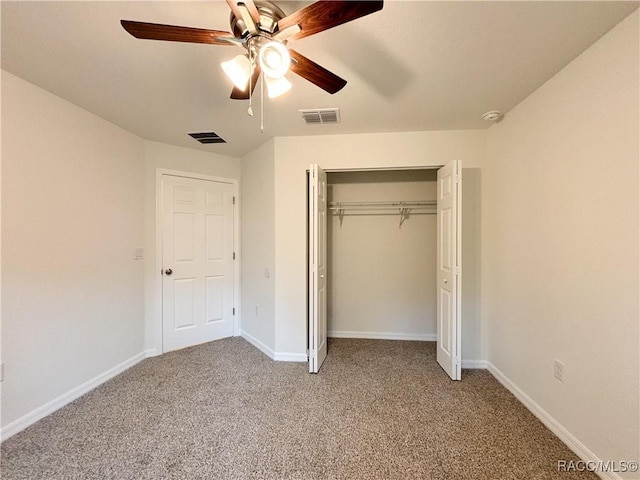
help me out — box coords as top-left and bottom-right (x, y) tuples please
(329, 200), (436, 227)
(328, 200), (435, 211)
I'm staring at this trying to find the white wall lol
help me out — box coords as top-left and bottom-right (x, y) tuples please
(461, 168), (483, 361)
(483, 10), (639, 473)
(273, 130), (485, 358)
(142, 140), (241, 354)
(1, 71), (145, 427)
(327, 170), (437, 339)
(239, 140), (276, 356)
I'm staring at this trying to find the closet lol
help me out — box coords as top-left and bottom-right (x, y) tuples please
(326, 169), (438, 341)
(307, 161), (462, 380)
(308, 163), (462, 379)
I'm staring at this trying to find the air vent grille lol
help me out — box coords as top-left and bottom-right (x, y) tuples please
(299, 108), (340, 124)
(188, 132), (226, 144)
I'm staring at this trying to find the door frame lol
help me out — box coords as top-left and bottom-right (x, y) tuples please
(154, 169), (241, 354)
(307, 164), (462, 374)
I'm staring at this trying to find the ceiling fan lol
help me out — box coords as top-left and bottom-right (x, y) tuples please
(121, 0), (384, 100)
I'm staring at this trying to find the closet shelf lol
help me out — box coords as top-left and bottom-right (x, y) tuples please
(328, 200), (436, 227)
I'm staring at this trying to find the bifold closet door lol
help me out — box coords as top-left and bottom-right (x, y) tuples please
(308, 164), (328, 373)
(436, 160), (462, 380)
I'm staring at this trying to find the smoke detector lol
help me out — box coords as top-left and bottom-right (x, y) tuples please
(482, 110), (503, 122)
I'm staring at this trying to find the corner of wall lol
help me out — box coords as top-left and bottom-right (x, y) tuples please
(239, 139), (276, 353)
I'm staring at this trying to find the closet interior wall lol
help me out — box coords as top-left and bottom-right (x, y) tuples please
(326, 169), (437, 340)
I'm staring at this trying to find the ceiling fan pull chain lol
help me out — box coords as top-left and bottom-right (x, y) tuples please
(247, 38), (254, 116)
(260, 72), (265, 133)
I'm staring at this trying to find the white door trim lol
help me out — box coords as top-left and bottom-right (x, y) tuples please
(154, 168), (241, 354)
(310, 163), (465, 373)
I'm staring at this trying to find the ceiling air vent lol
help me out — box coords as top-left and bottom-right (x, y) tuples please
(299, 108), (340, 124)
(188, 131), (226, 144)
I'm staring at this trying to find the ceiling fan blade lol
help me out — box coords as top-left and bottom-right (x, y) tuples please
(121, 20), (237, 46)
(289, 49), (346, 94)
(230, 65), (262, 99)
(277, 1), (383, 40)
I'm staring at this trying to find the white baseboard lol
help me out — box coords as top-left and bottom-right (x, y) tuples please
(487, 363), (620, 480)
(240, 331), (305, 362)
(328, 330), (437, 341)
(273, 352), (308, 362)
(240, 330), (274, 360)
(461, 359), (488, 369)
(1, 350), (153, 442)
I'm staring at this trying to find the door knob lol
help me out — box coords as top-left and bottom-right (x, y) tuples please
(164, 268), (173, 276)
(443, 279), (448, 284)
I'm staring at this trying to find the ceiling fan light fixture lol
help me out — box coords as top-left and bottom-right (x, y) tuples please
(265, 75), (292, 98)
(222, 54), (251, 90)
(258, 41), (290, 79)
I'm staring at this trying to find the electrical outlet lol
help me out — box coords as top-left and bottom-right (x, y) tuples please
(554, 359), (565, 383)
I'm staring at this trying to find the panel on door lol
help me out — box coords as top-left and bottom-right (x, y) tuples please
(436, 161), (462, 380)
(309, 164), (328, 373)
(162, 175), (235, 352)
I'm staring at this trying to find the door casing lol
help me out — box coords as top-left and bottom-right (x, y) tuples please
(307, 165), (461, 376)
(154, 169), (241, 355)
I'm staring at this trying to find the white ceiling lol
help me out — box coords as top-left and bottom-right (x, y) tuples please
(2, 1), (637, 157)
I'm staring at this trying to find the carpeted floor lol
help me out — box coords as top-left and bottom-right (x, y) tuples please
(1, 338), (597, 480)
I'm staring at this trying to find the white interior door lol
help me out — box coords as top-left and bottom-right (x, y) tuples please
(309, 164), (328, 373)
(162, 174), (235, 353)
(436, 161), (462, 380)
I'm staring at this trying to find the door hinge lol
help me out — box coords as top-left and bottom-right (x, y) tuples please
(233, 252), (236, 260)
(233, 196), (236, 205)
(455, 266), (461, 276)
(232, 307), (235, 316)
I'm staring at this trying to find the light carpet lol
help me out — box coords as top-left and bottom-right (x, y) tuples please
(1, 338), (597, 479)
